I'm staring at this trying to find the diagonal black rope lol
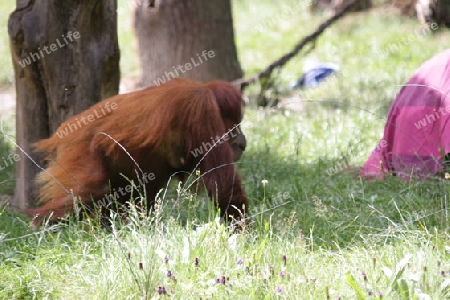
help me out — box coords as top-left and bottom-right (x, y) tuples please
(233, 0), (358, 90)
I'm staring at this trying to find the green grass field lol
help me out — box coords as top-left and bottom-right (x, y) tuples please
(1, 0), (450, 298)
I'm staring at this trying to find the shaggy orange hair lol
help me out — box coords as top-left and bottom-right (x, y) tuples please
(26, 79), (248, 226)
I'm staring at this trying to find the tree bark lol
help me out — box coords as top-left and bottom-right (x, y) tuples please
(134, 0), (242, 87)
(8, 0), (120, 209)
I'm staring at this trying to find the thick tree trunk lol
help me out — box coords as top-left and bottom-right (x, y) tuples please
(8, 0), (120, 209)
(134, 0), (243, 87)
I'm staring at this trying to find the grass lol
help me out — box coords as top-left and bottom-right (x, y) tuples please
(0, 112), (15, 195)
(1, 0), (450, 298)
(0, 1), (15, 87)
(1, 204), (449, 299)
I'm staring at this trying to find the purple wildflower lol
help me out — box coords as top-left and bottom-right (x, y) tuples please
(157, 286), (167, 295)
(362, 272), (368, 281)
(275, 285), (283, 293)
(236, 258), (244, 265)
(216, 276), (227, 284)
(194, 257), (199, 266)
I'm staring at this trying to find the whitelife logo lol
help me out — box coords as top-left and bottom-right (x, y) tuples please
(413, 108), (450, 129)
(56, 101), (118, 139)
(190, 127), (243, 158)
(153, 50), (216, 86)
(18, 31), (81, 68)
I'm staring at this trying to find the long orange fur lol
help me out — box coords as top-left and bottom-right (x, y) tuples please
(26, 79), (248, 226)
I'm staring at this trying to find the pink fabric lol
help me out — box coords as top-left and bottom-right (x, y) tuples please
(362, 49), (450, 179)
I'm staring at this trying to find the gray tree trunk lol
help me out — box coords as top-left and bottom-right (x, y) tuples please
(8, 0), (120, 209)
(134, 0), (243, 87)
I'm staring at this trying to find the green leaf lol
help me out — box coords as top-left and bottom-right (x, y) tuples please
(385, 254), (412, 296)
(394, 278), (411, 299)
(346, 272), (366, 300)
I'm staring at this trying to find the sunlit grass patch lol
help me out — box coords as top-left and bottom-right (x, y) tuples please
(1, 0), (450, 298)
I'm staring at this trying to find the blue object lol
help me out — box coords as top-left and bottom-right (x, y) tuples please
(290, 63), (339, 89)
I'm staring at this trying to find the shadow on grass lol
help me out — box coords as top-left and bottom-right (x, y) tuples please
(0, 130), (15, 195)
(1, 144), (447, 251)
(0, 110), (15, 195)
(238, 147), (449, 248)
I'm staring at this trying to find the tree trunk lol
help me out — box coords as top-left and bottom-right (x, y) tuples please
(134, 0), (243, 87)
(8, 0), (120, 209)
